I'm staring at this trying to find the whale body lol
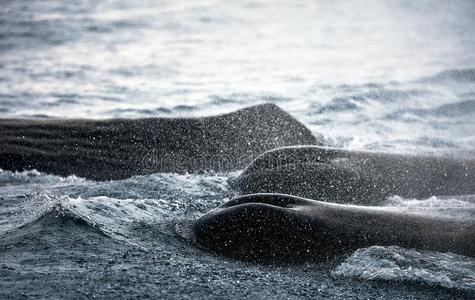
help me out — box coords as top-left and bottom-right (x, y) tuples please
(191, 193), (475, 262)
(234, 146), (475, 205)
(0, 104), (319, 180)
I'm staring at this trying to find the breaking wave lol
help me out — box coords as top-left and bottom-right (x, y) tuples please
(333, 245), (475, 292)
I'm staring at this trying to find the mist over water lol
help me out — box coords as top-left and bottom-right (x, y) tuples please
(1, 0), (474, 298)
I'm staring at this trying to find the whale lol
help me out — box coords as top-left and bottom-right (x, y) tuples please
(234, 146), (475, 205)
(191, 193), (475, 262)
(0, 104), (319, 180)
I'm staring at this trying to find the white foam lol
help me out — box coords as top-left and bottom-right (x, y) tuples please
(384, 195), (475, 208)
(0, 168), (84, 186)
(332, 245), (475, 291)
(381, 195), (475, 219)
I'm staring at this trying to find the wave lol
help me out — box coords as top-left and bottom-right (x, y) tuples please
(29, 203), (105, 233)
(311, 88), (431, 115)
(382, 195), (475, 219)
(386, 99), (475, 120)
(332, 245), (475, 292)
(312, 98), (360, 114)
(419, 68), (475, 84)
(1, 169), (235, 245)
(0, 169), (84, 186)
(0, 1), (149, 51)
(3, 193), (155, 236)
(1, 199), (107, 244)
(433, 99), (475, 117)
(384, 195), (475, 208)
(1, 193), (166, 246)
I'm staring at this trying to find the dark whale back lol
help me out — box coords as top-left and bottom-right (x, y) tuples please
(0, 104), (319, 180)
(192, 194), (475, 262)
(235, 146), (475, 204)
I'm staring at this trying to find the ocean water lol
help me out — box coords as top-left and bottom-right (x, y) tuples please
(1, 0), (474, 298)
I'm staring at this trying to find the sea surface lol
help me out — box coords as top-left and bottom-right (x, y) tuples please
(1, 0), (475, 298)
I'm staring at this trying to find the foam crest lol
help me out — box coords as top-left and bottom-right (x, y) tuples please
(0, 169), (83, 186)
(332, 245), (475, 291)
(384, 195), (475, 208)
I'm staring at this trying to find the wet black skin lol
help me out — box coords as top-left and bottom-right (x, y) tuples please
(234, 146), (475, 205)
(0, 104), (318, 180)
(192, 194), (475, 263)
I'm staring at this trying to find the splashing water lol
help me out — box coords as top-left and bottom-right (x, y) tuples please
(1, 0), (475, 298)
(332, 246), (475, 291)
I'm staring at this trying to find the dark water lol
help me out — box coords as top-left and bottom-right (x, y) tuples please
(1, 171), (474, 299)
(1, 0), (475, 298)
